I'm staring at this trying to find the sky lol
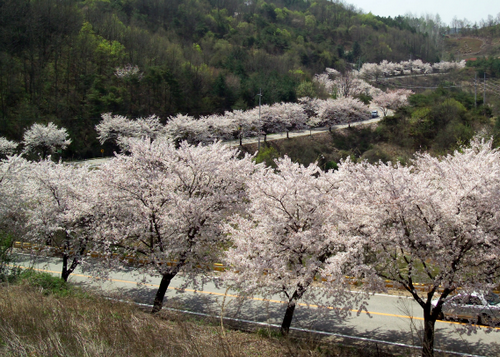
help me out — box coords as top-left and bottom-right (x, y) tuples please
(347, 0), (500, 26)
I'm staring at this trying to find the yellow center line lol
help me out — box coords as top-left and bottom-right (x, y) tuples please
(21, 266), (500, 330)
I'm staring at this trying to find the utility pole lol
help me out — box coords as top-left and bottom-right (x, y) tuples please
(474, 73), (477, 109)
(257, 88), (262, 151)
(483, 72), (486, 107)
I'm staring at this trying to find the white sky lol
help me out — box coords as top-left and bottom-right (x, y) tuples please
(347, 0), (500, 26)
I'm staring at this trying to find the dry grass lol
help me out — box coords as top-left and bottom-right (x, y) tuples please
(445, 37), (484, 56)
(0, 284), (396, 357)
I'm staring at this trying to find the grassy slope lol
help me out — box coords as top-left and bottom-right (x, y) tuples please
(240, 123), (413, 169)
(0, 280), (400, 357)
(443, 25), (500, 61)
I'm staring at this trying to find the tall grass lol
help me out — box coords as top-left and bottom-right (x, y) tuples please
(0, 272), (405, 356)
(0, 283), (329, 357)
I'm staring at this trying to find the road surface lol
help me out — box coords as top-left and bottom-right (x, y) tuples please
(13, 254), (500, 357)
(73, 115), (384, 167)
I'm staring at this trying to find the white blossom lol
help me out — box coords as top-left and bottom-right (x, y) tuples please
(337, 138), (500, 355)
(0, 137), (18, 157)
(224, 157), (367, 334)
(371, 89), (413, 116)
(115, 64), (144, 80)
(93, 138), (257, 312)
(96, 113), (166, 149)
(22, 122), (71, 159)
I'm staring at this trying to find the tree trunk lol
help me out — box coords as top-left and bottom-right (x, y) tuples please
(61, 238), (86, 282)
(151, 272), (177, 313)
(61, 253), (69, 281)
(286, 131), (289, 139)
(280, 284), (307, 335)
(280, 299), (296, 335)
(61, 253), (80, 282)
(422, 306), (436, 357)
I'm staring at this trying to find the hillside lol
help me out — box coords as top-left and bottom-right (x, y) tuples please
(0, 273), (399, 357)
(443, 23), (500, 60)
(0, 0), (441, 159)
(240, 86), (497, 168)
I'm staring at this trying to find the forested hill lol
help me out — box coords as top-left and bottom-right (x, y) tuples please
(0, 0), (440, 158)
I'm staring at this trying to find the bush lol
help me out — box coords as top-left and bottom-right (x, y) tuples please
(253, 145), (280, 167)
(324, 160), (338, 171)
(18, 269), (71, 296)
(0, 232), (14, 282)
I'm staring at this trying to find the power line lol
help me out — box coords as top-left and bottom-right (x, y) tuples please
(383, 82), (463, 90)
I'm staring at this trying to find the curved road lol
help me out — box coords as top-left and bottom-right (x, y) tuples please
(14, 254), (500, 357)
(76, 115), (384, 166)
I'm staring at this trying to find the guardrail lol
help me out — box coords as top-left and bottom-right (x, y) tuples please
(13, 241), (500, 294)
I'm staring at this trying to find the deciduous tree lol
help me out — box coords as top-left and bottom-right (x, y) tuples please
(0, 155), (29, 238)
(0, 137), (18, 157)
(94, 139), (257, 313)
(224, 157), (367, 335)
(22, 160), (97, 281)
(96, 113), (165, 150)
(317, 97), (370, 130)
(339, 138), (500, 357)
(372, 89), (413, 117)
(22, 122), (71, 160)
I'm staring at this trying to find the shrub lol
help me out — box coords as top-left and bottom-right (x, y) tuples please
(0, 232), (14, 282)
(18, 269), (71, 296)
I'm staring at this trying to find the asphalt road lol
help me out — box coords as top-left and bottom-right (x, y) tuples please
(75, 115), (384, 166)
(225, 116), (383, 147)
(13, 254), (500, 357)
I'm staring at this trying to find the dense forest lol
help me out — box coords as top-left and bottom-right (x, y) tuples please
(0, 0), (445, 158)
(466, 57), (500, 78)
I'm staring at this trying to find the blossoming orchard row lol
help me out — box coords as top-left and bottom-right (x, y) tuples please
(1, 137), (499, 357)
(358, 59), (467, 80)
(0, 89), (410, 157)
(95, 90), (411, 150)
(4, 59), (468, 156)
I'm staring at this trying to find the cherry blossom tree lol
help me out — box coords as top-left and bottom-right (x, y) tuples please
(201, 113), (236, 142)
(276, 102), (308, 138)
(432, 60), (466, 72)
(359, 62), (384, 82)
(338, 138), (500, 357)
(228, 110), (261, 146)
(93, 139), (257, 313)
(360, 60), (465, 79)
(313, 72), (336, 94)
(332, 71), (367, 98)
(114, 64), (143, 80)
(22, 160), (97, 281)
(22, 122), (71, 160)
(0, 155), (29, 276)
(0, 137), (18, 157)
(298, 96), (322, 119)
(411, 59), (433, 74)
(252, 102), (308, 139)
(372, 89), (413, 117)
(314, 69), (381, 98)
(0, 156), (30, 239)
(224, 157), (367, 335)
(164, 114), (210, 145)
(246, 104), (284, 142)
(325, 67), (341, 77)
(96, 113), (165, 150)
(1, 157), (98, 282)
(317, 97), (370, 130)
